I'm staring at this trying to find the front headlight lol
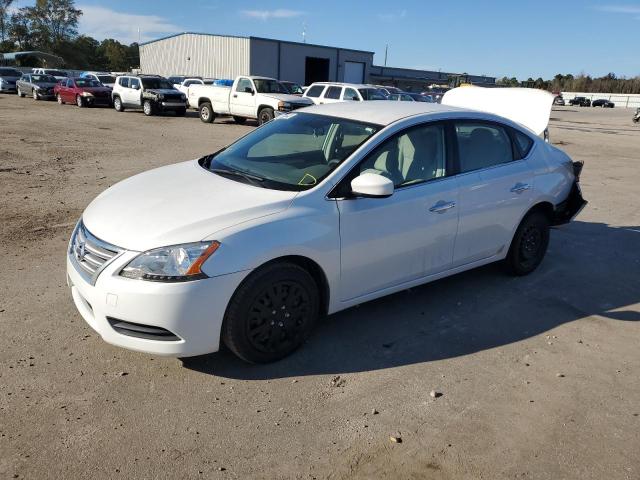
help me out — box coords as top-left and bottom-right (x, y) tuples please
(81, 91), (94, 97)
(34, 85), (40, 90)
(120, 241), (220, 282)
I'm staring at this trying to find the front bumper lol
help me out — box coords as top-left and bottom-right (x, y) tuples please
(160, 101), (187, 110)
(67, 248), (249, 357)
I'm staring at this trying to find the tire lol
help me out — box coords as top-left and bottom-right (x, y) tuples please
(505, 211), (550, 276)
(76, 95), (84, 108)
(258, 107), (274, 125)
(57, 94), (64, 105)
(175, 107), (186, 117)
(32, 89), (39, 100)
(199, 102), (215, 123)
(143, 99), (154, 116)
(113, 96), (124, 112)
(17, 87), (24, 98)
(233, 116), (247, 125)
(222, 262), (320, 363)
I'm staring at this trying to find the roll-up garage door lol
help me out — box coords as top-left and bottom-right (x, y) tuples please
(344, 61), (365, 83)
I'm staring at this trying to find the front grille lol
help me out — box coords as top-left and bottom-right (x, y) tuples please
(70, 222), (121, 282)
(163, 95), (182, 102)
(107, 318), (181, 341)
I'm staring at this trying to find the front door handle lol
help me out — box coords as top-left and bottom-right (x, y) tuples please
(233, 94), (238, 98)
(429, 201), (456, 213)
(510, 182), (531, 194)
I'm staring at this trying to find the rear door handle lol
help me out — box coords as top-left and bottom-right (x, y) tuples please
(429, 201), (456, 213)
(510, 183), (531, 194)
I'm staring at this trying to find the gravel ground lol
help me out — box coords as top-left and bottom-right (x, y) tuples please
(1, 94), (639, 480)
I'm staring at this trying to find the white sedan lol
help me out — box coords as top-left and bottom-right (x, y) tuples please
(67, 91), (586, 363)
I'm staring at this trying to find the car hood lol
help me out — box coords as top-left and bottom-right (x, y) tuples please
(261, 93), (314, 104)
(81, 87), (112, 93)
(82, 160), (298, 252)
(146, 88), (182, 95)
(442, 86), (554, 136)
(34, 82), (58, 88)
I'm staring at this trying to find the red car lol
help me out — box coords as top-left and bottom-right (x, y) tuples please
(54, 77), (112, 107)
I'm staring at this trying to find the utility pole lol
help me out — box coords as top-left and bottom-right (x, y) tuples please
(302, 22), (307, 43)
(384, 44), (388, 66)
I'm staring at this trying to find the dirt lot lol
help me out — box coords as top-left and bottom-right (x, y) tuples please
(1, 94), (639, 480)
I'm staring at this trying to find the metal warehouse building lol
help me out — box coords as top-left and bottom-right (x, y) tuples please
(139, 33), (374, 86)
(139, 32), (496, 90)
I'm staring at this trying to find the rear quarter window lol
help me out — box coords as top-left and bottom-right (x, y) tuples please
(306, 85), (325, 98)
(512, 130), (534, 159)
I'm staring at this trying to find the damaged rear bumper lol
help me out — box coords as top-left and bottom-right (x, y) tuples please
(553, 161), (587, 225)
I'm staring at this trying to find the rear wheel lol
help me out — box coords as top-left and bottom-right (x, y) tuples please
(505, 211), (550, 276)
(76, 95), (84, 108)
(32, 89), (39, 100)
(222, 263), (320, 363)
(113, 96), (124, 112)
(57, 93), (64, 105)
(17, 87), (24, 98)
(258, 107), (274, 125)
(233, 116), (247, 125)
(143, 99), (154, 116)
(199, 102), (215, 123)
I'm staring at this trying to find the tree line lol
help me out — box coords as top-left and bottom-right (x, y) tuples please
(497, 72), (640, 95)
(0, 0), (139, 71)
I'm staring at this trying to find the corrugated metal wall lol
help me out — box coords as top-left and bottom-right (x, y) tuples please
(139, 33), (250, 78)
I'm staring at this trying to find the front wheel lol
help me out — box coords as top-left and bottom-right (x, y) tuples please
(505, 211), (550, 276)
(76, 95), (84, 108)
(199, 102), (215, 123)
(143, 99), (154, 116)
(258, 107), (274, 125)
(222, 263), (320, 363)
(32, 89), (39, 100)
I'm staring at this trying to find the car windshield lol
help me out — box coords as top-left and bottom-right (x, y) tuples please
(46, 70), (66, 77)
(76, 79), (102, 87)
(358, 88), (387, 100)
(140, 77), (174, 89)
(254, 79), (288, 94)
(97, 75), (115, 84)
(32, 75), (56, 83)
(203, 113), (380, 191)
(411, 94), (433, 102)
(0, 68), (22, 77)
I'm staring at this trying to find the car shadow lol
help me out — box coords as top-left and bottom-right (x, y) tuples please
(182, 221), (640, 379)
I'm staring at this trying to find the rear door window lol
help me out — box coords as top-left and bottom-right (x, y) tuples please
(454, 122), (514, 173)
(324, 86), (342, 100)
(512, 130), (534, 159)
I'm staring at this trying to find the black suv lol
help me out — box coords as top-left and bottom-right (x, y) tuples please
(112, 74), (188, 116)
(568, 96), (591, 107)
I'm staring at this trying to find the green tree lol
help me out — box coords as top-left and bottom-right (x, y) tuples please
(0, 0), (14, 43)
(99, 38), (130, 71)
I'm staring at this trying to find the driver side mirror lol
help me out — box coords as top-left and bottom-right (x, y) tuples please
(351, 173), (394, 198)
(244, 87), (255, 95)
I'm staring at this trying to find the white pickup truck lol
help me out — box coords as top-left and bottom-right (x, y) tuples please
(187, 76), (313, 125)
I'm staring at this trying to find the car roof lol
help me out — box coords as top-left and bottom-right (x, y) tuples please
(300, 101), (462, 126)
(309, 82), (377, 89)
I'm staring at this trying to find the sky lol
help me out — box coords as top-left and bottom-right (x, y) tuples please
(9, 0), (640, 79)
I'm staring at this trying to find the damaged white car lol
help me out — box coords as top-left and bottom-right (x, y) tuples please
(67, 88), (586, 363)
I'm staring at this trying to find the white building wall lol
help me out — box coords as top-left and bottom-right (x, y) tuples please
(139, 33), (250, 78)
(562, 92), (640, 109)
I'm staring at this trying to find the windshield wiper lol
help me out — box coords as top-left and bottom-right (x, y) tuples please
(210, 167), (266, 187)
